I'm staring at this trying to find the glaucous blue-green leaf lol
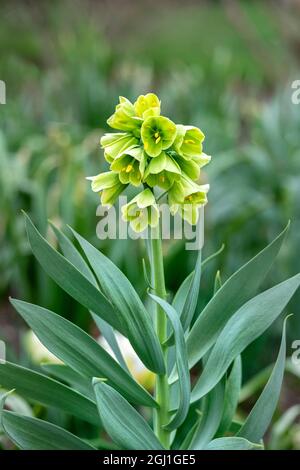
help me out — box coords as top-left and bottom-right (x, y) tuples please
(23, 213), (123, 333)
(70, 228), (165, 374)
(2, 413), (96, 450)
(237, 317), (290, 442)
(172, 272), (193, 315)
(93, 380), (163, 450)
(191, 274), (300, 402)
(216, 355), (242, 436)
(0, 362), (99, 425)
(0, 392), (95, 450)
(149, 294), (190, 430)
(41, 363), (94, 399)
(10, 298), (156, 408)
(204, 437), (262, 450)
(50, 222), (128, 371)
(190, 380), (224, 450)
(186, 224), (289, 370)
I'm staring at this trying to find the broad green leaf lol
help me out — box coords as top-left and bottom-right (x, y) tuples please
(190, 381), (224, 450)
(0, 362), (99, 425)
(49, 222), (95, 283)
(237, 317), (290, 442)
(50, 223), (128, 371)
(10, 298), (156, 408)
(216, 355), (242, 436)
(204, 437), (262, 450)
(70, 227), (165, 374)
(42, 363), (94, 399)
(0, 390), (95, 450)
(191, 274), (300, 402)
(93, 380), (163, 450)
(1, 412), (95, 450)
(24, 213), (124, 333)
(186, 224), (289, 371)
(149, 294), (190, 430)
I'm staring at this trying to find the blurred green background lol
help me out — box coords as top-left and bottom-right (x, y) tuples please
(0, 0), (300, 449)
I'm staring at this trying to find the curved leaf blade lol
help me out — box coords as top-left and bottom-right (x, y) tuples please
(0, 362), (99, 425)
(41, 363), (94, 399)
(186, 224), (290, 370)
(93, 380), (163, 450)
(191, 274), (300, 402)
(50, 223), (128, 371)
(10, 298), (156, 408)
(24, 212), (124, 333)
(2, 412), (95, 450)
(0, 392), (95, 450)
(204, 437), (262, 450)
(70, 227), (165, 374)
(237, 317), (290, 442)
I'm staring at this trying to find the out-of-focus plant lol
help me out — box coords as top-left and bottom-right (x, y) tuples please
(0, 95), (299, 450)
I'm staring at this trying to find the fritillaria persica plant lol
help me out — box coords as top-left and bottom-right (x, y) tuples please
(0, 94), (299, 451)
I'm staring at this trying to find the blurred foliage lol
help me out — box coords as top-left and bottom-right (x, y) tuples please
(0, 0), (300, 449)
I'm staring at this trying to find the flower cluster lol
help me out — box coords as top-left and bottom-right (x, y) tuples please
(88, 93), (210, 231)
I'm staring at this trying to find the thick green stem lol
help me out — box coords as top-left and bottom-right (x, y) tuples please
(150, 223), (170, 449)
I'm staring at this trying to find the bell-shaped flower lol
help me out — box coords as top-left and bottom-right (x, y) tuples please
(122, 188), (159, 232)
(141, 116), (177, 158)
(143, 151), (181, 190)
(100, 132), (139, 163)
(87, 171), (126, 206)
(107, 96), (142, 133)
(111, 147), (147, 187)
(173, 125), (205, 159)
(168, 174), (209, 224)
(134, 93), (161, 119)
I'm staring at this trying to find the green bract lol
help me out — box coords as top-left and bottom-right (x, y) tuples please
(88, 93), (210, 231)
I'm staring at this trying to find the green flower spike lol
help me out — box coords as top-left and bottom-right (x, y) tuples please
(144, 151), (181, 190)
(111, 147), (147, 187)
(134, 93), (161, 119)
(141, 116), (177, 158)
(100, 132), (139, 163)
(168, 175), (209, 224)
(122, 188), (159, 233)
(107, 96), (142, 133)
(87, 171), (126, 206)
(173, 125), (205, 159)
